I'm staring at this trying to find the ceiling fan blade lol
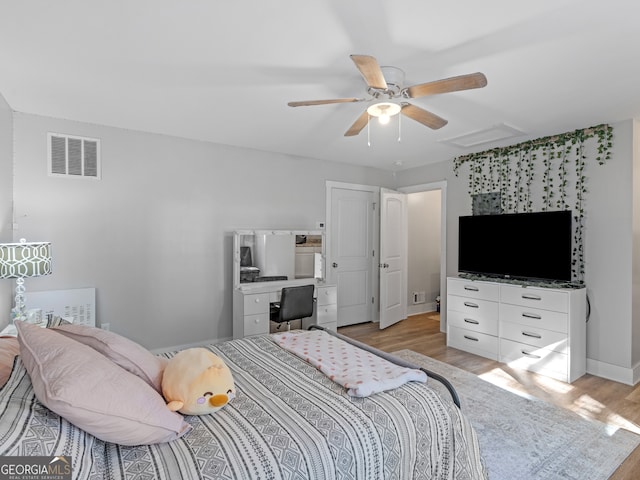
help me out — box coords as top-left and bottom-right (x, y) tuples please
(406, 72), (487, 98)
(350, 54), (387, 90)
(288, 98), (362, 107)
(401, 103), (448, 129)
(344, 110), (369, 137)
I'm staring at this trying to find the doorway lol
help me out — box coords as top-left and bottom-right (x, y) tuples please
(407, 191), (441, 314)
(326, 180), (447, 332)
(399, 182), (447, 332)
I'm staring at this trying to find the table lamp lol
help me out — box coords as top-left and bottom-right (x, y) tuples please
(0, 239), (52, 322)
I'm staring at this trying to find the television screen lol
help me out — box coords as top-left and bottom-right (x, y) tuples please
(458, 210), (572, 282)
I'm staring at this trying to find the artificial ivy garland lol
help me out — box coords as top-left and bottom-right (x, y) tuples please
(452, 123), (613, 284)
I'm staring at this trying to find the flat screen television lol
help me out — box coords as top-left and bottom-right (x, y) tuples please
(458, 210), (572, 282)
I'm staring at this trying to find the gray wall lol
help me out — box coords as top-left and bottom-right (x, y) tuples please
(8, 107), (640, 380)
(582, 120), (632, 373)
(0, 93), (13, 324)
(12, 112), (393, 349)
(632, 119), (640, 368)
(394, 120), (639, 380)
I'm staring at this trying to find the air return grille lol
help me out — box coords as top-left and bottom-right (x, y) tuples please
(48, 133), (101, 179)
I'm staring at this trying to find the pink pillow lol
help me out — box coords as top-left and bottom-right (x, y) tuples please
(51, 323), (166, 392)
(0, 336), (20, 388)
(15, 321), (191, 446)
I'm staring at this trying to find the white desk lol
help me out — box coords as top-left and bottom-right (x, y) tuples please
(233, 280), (337, 339)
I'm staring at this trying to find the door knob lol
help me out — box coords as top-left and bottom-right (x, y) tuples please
(332, 262), (338, 268)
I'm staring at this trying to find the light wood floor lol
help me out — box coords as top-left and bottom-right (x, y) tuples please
(338, 313), (640, 480)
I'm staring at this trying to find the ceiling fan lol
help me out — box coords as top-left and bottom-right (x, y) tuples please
(288, 54), (487, 137)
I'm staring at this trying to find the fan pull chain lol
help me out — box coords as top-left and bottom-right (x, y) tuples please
(367, 115), (371, 147)
(398, 113), (402, 142)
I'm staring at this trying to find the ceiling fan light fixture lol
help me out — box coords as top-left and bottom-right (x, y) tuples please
(367, 102), (401, 125)
(288, 55), (487, 138)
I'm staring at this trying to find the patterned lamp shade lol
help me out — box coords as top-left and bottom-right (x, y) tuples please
(0, 240), (52, 279)
(0, 239), (52, 324)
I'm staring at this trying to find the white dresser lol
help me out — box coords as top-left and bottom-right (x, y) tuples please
(233, 281), (337, 339)
(447, 277), (587, 382)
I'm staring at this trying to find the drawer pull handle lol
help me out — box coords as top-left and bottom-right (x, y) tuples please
(254, 298), (260, 303)
(464, 285), (479, 291)
(521, 350), (542, 359)
(522, 331), (542, 339)
(522, 294), (542, 301)
(463, 335), (479, 342)
(522, 312), (542, 320)
(463, 301), (479, 308)
(255, 318), (260, 324)
(464, 318), (480, 325)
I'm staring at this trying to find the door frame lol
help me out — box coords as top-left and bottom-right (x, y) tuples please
(325, 181), (380, 323)
(398, 181), (448, 332)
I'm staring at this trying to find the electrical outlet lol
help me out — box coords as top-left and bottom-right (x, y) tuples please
(101, 323), (110, 331)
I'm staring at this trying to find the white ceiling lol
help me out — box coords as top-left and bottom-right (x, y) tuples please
(1, 0), (639, 171)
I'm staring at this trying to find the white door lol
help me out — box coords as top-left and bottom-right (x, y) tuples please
(328, 186), (375, 327)
(379, 188), (408, 329)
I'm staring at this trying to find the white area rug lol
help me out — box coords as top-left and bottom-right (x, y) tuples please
(392, 349), (640, 480)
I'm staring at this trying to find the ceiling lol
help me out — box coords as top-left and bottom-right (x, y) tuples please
(1, 0), (639, 171)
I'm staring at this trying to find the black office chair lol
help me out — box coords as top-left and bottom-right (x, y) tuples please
(270, 284), (315, 331)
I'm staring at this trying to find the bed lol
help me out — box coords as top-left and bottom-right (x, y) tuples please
(0, 324), (486, 479)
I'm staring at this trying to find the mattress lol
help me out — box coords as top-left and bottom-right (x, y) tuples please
(0, 334), (486, 479)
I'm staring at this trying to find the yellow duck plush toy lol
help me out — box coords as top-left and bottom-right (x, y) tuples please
(162, 348), (236, 415)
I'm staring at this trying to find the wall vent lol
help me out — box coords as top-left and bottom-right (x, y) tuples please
(48, 133), (101, 179)
(412, 291), (426, 305)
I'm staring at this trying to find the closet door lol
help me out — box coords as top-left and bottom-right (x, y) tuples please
(328, 186), (375, 327)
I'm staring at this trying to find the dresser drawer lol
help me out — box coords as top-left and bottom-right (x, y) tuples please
(500, 284), (568, 312)
(448, 326), (498, 360)
(316, 286), (337, 306)
(448, 310), (498, 336)
(448, 295), (499, 320)
(243, 313), (270, 336)
(500, 321), (568, 354)
(500, 338), (568, 381)
(500, 303), (568, 334)
(448, 278), (500, 301)
(316, 303), (337, 325)
(243, 293), (270, 315)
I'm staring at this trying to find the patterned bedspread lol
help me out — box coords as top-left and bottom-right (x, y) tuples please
(0, 335), (486, 479)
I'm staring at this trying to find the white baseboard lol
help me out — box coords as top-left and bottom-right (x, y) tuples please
(586, 358), (639, 386)
(407, 302), (437, 317)
(150, 336), (232, 355)
(634, 361), (640, 385)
